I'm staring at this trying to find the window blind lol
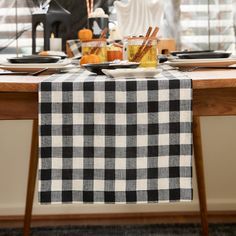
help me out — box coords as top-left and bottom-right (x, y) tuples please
(0, 0), (235, 56)
(180, 0), (236, 52)
(0, 0), (36, 56)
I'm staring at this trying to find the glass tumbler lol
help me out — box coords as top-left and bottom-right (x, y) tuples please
(127, 37), (158, 67)
(81, 39), (107, 62)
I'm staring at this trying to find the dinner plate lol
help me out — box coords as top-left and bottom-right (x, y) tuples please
(0, 59), (72, 72)
(166, 58), (236, 68)
(7, 55), (61, 64)
(177, 52), (231, 59)
(82, 61), (140, 75)
(171, 50), (214, 56)
(102, 68), (162, 78)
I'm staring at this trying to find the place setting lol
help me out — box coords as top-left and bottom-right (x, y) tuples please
(0, 54), (75, 76)
(165, 50), (236, 70)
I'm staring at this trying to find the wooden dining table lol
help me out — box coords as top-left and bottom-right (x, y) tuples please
(0, 69), (236, 236)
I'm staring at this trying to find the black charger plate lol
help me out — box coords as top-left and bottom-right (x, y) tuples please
(171, 50), (214, 56)
(83, 62), (140, 75)
(7, 55), (61, 64)
(177, 52), (231, 59)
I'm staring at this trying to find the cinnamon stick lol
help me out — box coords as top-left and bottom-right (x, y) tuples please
(90, 28), (108, 55)
(135, 27), (159, 62)
(131, 27), (152, 62)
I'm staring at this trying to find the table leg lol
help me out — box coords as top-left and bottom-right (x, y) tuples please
(193, 116), (209, 236)
(21, 116), (208, 235)
(23, 119), (38, 236)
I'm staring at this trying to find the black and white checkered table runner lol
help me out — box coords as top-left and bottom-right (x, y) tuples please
(67, 39), (81, 57)
(39, 70), (192, 204)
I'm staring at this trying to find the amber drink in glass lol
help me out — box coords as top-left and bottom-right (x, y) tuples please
(128, 37), (158, 67)
(81, 39), (107, 62)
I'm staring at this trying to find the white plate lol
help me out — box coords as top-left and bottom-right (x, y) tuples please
(166, 58), (236, 67)
(0, 59), (72, 72)
(102, 68), (162, 78)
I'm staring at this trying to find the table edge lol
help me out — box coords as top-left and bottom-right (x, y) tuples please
(0, 78), (236, 92)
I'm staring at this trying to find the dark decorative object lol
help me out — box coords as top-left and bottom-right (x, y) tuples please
(56, 0), (115, 39)
(32, 0), (71, 53)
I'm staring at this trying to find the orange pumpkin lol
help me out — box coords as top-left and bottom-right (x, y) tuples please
(78, 28), (93, 41)
(80, 54), (100, 65)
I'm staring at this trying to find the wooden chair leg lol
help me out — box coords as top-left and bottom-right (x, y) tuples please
(23, 119), (38, 236)
(193, 116), (209, 236)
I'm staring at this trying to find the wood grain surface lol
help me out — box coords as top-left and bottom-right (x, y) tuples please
(0, 70), (236, 92)
(0, 93), (38, 120)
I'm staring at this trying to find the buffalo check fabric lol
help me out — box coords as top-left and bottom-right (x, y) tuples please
(39, 70), (192, 204)
(67, 39), (81, 57)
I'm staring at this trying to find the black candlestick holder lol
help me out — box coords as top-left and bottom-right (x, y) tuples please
(32, 0), (71, 53)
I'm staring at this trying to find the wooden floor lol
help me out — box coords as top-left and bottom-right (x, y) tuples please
(1, 211), (236, 228)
